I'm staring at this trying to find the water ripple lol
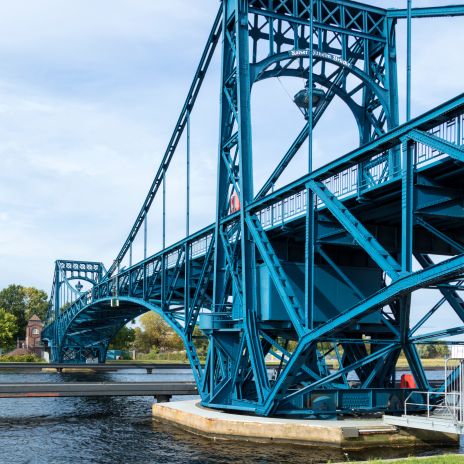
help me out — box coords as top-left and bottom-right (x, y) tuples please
(0, 371), (459, 464)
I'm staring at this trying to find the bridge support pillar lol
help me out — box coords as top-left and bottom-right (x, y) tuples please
(98, 344), (107, 364)
(155, 394), (172, 403)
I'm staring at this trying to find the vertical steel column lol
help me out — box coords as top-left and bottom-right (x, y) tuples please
(186, 110), (191, 238)
(385, 16), (400, 177)
(400, 137), (421, 385)
(162, 170), (166, 309)
(460, 360), (464, 423)
(54, 264), (60, 318)
(361, 10), (373, 145)
(236, 0), (268, 401)
(163, 170), (166, 250)
(212, 3), (230, 313)
(406, 0), (412, 122)
(399, 0), (420, 382)
(402, 144), (427, 387)
(60, 275), (63, 310)
(457, 113), (462, 145)
(236, 0), (254, 315)
(211, 0), (269, 405)
(305, 2), (315, 330)
(400, 0), (419, 386)
(209, 2), (236, 405)
(143, 216), (147, 260)
(401, 139), (414, 273)
(185, 111), (191, 322)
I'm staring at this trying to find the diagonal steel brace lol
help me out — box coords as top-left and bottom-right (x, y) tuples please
(309, 179), (403, 280)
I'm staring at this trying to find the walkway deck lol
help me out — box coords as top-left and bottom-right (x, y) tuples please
(0, 363), (195, 373)
(0, 381), (198, 401)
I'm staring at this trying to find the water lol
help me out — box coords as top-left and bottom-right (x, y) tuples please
(0, 369), (460, 464)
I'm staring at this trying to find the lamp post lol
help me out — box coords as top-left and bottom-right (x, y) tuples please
(293, 80), (325, 119)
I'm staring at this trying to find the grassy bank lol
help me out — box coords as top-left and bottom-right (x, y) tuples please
(365, 455), (464, 464)
(107, 356), (447, 369)
(108, 359), (192, 364)
(396, 357), (445, 370)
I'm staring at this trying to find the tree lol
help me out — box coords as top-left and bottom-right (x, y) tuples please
(0, 308), (17, 352)
(133, 311), (183, 353)
(0, 285), (48, 338)
(23, 287), (48, 321)
(417, 343), (449, 359)
(0, 285), (27, 338)
(109, 325), (136, 350)
(192, 326), (208, 355)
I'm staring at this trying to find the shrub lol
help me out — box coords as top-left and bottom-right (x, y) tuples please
(0, 353), (44, 363)
(137, 350), (189, 362)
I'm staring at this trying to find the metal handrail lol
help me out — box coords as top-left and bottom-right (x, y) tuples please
(404, 390), (461, 422)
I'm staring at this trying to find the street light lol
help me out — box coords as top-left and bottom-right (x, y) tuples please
(293, 80), (325, 119)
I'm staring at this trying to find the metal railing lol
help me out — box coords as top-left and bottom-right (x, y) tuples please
(257, 111), (461, 230)
(404, 390), (463, 422)
(415, 114), (463, 166)
(404, 358), (464, 425)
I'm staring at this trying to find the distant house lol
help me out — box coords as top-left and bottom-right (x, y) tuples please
(7, 314), (44, 357)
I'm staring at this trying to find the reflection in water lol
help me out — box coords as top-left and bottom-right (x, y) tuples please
(0, 370), (460, 464)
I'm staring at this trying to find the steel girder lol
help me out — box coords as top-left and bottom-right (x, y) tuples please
(43, 1), (464, 417)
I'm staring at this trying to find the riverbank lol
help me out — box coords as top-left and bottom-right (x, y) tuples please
(362, 454), (464, 463)
(107, 357), (448, 370)
(0, 356), (447, 370)
(327, 358), (445, 371)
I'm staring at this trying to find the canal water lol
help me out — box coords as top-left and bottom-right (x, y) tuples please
(0, 369), (461, 464)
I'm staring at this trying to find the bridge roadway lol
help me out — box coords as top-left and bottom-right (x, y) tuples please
(0, 363), (197, 373)
(0, 381), (198, 402)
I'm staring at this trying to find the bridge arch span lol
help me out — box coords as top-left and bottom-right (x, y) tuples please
(44, 297), (186, 364)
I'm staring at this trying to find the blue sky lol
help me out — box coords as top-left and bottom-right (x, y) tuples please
(0, 0), (463, 334)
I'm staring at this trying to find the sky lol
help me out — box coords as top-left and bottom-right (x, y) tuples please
(0, 0), (463, 334)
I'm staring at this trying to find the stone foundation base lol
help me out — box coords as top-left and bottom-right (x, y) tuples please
(152, 400), (459, 450)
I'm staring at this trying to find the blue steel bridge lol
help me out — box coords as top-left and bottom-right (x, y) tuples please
(42, 1), (464, 417)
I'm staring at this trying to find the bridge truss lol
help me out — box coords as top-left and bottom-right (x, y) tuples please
(42, 0), (464, 417)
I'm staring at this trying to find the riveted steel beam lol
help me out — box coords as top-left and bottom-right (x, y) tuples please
(408, 129), (464, 163)
(387, 6), (464, 19)
(308, 179), (403, 280)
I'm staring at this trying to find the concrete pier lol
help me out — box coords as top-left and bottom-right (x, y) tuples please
(152, 400), (459, 450)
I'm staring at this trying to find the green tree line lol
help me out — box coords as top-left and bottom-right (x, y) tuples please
(109, 311), (208, 357)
